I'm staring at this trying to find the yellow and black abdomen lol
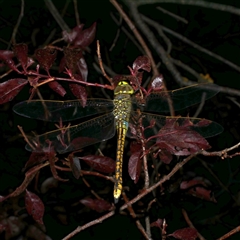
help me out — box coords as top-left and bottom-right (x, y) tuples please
(113, 81), (134, 202)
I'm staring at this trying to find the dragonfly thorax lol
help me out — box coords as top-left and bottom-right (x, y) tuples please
(114, 81), (134, 96)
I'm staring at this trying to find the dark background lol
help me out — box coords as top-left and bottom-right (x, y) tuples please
(0, 0), (240, 239)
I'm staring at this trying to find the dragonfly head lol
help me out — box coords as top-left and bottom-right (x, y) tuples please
(114, 81), (134, 96)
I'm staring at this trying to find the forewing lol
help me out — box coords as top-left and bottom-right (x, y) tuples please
(13, 99), (114, 122)
(26, 113), (115, 154)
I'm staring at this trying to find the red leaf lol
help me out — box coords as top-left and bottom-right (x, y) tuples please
(79, 155), (115, 173)
(63, 47), (83, 73)
(128, 71), (143, 88)
(59, 56), (66, 73)
(13, 43), (28, 70)
(132, 56), (151, 73)
(69, 82), (87, 107)
(0, 50), (14, 61)
(25, 190), (44, 225)
(186, 186), (216, 202)
(180, 179), (208, 190)
(48, 81), (66, 97)
(24, 152), (49, 170)
(158, 149), (173, 164)
(130, 141), (142, 153)
(70, 137), (101, 151)
(129, 142), (142, 183)
(73, 22), (97, 48)
(80, 198), (112, 213)
(168, 227), (198, 240)
(0, 78), (27, 104)
(150, 219), (163, 229)
(154, 118), (211, 156)
(0, 50), (20, 72)
(62, 24), (84, 43)
(35, 47), (57, 73)
(194, 119), (213, 127)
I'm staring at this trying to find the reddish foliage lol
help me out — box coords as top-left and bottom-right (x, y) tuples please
(69, 72), (88, 106)
(69, 137), (100, 151)
(69, 83), (87, 106)
(128, 151), (142, 183)
(186, 186), (216, 202)
(132, 55), (151, 74)
(47, 81), (66, 97)
(79, 155), (115, 174)
(25, 190), (44, 225)
(80, 198), (112, 213)
(12, 43), (28, 71)
(168, 227), (198, 240)
(112, 56), (151, 89)
(24, 152), (49, 170)
(152, 118), (211, 163)
(62, 24), (84, 43)
(180, 179), (216, 202)
(180, 179), (208, 190)
(128, 142), (142, 183)
(63, 47), (83, 74)
(0, 50), (20, 72)
(35, 47), (57, 73)
(62, 22), (96, 49)
(0, 78), (28, 104)
(158, 149), (173, 164)
(128, 55), (151, 88)
(150, 218), (163, 229)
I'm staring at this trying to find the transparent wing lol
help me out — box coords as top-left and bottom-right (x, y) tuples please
(27, 113), (115, 154)
(128, 112), (223, 139)
(142, 83), (218, 113)
(13, 99), (114, 122)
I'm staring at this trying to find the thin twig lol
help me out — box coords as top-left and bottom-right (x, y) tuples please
(217, 225), (240, 240)
(8, 0), (24, 49)
(122, 193), (152, 240)
(120, 142), (240, 210)
(96, 40), (113, 85)
(73, 0), (80, 26)
(62, 211), (115, 240)
(182, 209), (206, 240)
(111, 12), (145, 54)
(44, 0), (70, 32)
(110, 0), (159, 77)
(132, 0), (240, 17)
(193, 92), (206, 118)
(156, 6), (188, 24)
(155, 21), (240, 72)
(109, 13), (122, 52)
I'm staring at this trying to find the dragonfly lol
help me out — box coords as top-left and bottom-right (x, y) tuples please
(13, 81), (223, 202)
